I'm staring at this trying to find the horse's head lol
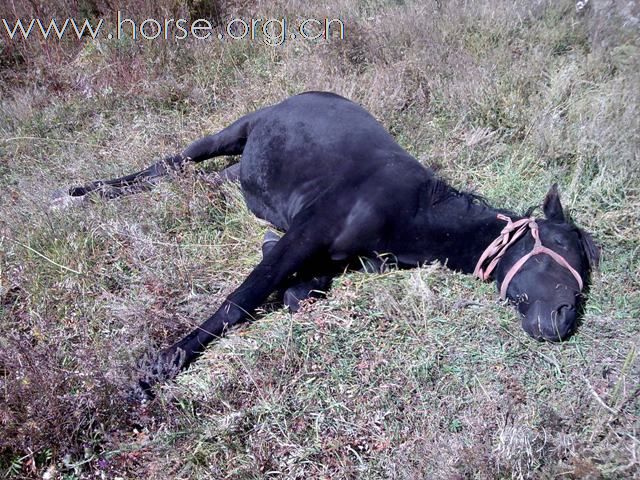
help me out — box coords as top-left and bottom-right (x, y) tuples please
(492, 185), (600, 341)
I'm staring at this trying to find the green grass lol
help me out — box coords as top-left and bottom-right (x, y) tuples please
(1, 0), (639, 478)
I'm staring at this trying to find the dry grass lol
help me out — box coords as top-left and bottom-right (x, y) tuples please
(0, 0), (638, 478)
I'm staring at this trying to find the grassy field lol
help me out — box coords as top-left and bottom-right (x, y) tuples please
(0, 0), (638, 478)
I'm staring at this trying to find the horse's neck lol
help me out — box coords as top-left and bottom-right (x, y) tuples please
(414, 195), (519, 273)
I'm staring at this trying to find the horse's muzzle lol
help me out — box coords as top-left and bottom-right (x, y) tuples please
(522, 300), (577, 342)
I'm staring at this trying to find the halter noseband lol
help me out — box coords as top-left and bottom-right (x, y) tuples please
(473, 214), (583, 299)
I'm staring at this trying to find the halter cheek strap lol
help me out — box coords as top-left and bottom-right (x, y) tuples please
(473, 214), (583, 300)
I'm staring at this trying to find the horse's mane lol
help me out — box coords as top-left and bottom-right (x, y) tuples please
(426, 175), (491, 211)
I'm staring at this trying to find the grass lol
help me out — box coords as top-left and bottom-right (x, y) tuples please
(0, 0), (639, 478)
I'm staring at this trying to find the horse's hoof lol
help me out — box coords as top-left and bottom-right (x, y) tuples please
(284, 284), (319, 312)
(127, 380), (155, 404)
(136, 347), (186, 393)
(283, 287), (303, 312)
(284, 277), (328, 312)
(49, 189), (88, 210)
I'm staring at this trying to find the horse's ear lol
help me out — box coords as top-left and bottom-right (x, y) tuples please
(543, 183), (565, 223)
(579, 229), (601, 269)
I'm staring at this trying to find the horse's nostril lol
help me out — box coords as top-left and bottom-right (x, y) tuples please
(552, 304), (576, 340)
(558, 304), (575, 318)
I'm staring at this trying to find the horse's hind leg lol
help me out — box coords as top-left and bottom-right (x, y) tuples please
(199, 162), (240, 189)
(67, 154), (189, 198)
(55, 110), (259, 207)
(262, 231), (335, 312)
(68, 158), (241, 199)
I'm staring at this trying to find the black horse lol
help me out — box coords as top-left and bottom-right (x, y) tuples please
(64, 92), (599, 391)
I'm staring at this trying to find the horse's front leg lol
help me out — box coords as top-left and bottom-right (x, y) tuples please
(138, 222), (326, 393)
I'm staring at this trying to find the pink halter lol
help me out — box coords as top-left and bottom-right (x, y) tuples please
(474, 214), (583, 299)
